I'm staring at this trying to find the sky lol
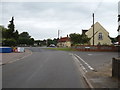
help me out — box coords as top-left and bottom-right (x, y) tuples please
(0, 0), (120, 40)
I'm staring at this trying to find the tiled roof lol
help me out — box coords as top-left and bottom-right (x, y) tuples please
(58, 37), (70, 42)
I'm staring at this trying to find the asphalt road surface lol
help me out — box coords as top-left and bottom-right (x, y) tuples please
(3, 47), (89, 88)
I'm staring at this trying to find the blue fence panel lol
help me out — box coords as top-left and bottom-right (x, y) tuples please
(0, 47), (12, 53)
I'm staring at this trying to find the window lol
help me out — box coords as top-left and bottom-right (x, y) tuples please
(98, 33), (103, 40)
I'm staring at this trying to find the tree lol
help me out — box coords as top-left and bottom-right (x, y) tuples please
(7, 17), (15, 38)
(0, 25), (8, 39)
(3, 39), (17, 46)
(18, 32), (34, 46)
(110, 37), (118, 44)
(47, 39), (53, 46)
(19, 32), (30, 39)
(69, 33), (90, 45)
(13, 30), (19, 40)
(28, 38), (34, 45)
(52, 38), (58, 46)
(81, 34), (90, 44)
(6, 17), (19, 40)
(69, 33), (81, 44)
(34, 40), (41, 46)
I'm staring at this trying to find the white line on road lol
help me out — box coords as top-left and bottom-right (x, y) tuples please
(74, 54), (95, 71)
(70, 53), (88, 73)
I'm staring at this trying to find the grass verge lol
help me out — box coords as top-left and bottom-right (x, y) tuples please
(46, 47), (76, 51)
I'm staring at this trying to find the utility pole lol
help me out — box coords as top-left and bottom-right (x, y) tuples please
(93, 13), (95, 46)
(58, 30), (60, 39)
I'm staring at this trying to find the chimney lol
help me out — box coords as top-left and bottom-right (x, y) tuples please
(67, 35), (68, 37)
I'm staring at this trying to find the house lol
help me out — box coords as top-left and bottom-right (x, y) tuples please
(85, 22), (112, 45)
(57, 36), (71, 47)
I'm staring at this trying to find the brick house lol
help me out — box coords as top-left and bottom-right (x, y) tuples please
(57, 36), (71, 47)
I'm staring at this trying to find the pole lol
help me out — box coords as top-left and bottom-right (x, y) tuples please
(58, 30), (60, 39)
(93, 13), (95, 46)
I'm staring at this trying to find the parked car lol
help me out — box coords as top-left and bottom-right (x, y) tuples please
(49, 44), (56, 47)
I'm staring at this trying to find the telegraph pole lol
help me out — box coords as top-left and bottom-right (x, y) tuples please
(93, 13), (95, 46)
(58, 30), (60, 39)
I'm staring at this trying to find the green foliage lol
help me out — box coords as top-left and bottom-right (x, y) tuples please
(28, 38), (34, 45)
(7, 17), (15, 39)
(52, 38), (59, 45)
(3, 39), (17, 46)
(19, 32), (30, 39)
(1, 17), (34, 47)
(69, 33), (81, 44)
(47, 47), (76, 51)
(69, 33), (90, 45)
(18, 32), (34, 46)
(81, 34), (90, 44)
(0, 25), (8, 39)
(110, 37), (118, 44)
(47, 39), (53, 46)
(13, 30), (19, 40)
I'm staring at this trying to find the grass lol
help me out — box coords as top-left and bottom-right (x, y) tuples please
(46, 47), (76, 51)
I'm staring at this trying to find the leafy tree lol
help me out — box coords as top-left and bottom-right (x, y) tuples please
(13, 30), (19, 40)
(28, 38), (34, 45)
(19, 32), (30, 39)
(52, 38), (58, 46)
(69, 33), (90, 45)
(34, 40), (41, 46)
(81, 34), (90, 44)
(0, 25), (8, 39)
(3, 39), (17, 46)
(47, 39), (53, 46)
(110, 37), (118, 44)
(69, 33), (81, 44)
(18, 37), (28, 45)
(18, 32), (34, 46)
(41, 39), (47, 46)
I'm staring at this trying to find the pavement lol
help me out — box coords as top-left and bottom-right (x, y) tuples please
(84, 60), (120, 88)
(1, 49), (32, 65)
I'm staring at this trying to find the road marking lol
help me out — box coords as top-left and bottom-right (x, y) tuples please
(69, 53), (94, 88)
(70, 53), (88, 73)
(88, 54), (93, 56)
(74, 54), (95, 71)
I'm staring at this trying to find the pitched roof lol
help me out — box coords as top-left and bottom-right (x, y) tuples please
(58, 37), (70, 42)
(86, 22), (109, 36)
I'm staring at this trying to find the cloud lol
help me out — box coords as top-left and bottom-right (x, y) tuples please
(1, 2), (119, 39)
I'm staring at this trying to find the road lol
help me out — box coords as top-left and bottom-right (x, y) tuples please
(2, 47), (89, 88)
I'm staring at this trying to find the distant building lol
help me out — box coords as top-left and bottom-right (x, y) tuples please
(85, 22), (112, 45)
(57, 36), (71, 47)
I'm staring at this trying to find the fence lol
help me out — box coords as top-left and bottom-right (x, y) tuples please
(72, 45), (118, 52)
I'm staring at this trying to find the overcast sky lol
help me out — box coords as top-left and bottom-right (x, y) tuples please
(0, 0), (120, 40)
